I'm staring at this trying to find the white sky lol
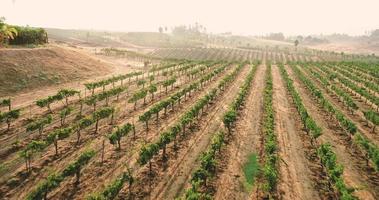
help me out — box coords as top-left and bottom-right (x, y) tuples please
(2, 0), (379, 36)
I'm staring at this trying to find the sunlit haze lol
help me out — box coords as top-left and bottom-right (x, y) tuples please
(2, 0), (379, 36)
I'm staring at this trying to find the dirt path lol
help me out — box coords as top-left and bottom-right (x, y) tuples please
(148, 64), (251, 200)
(272, 65), (320, 200)
(212, 64), (265, 200)
(285, 65), (379, 199)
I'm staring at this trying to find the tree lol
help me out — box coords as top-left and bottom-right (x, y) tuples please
(76, 117), (93, 144)
(59, 106), (72, 126)
(92, 107), (115, 134)
(19, 140), (46, 172)
(0, 109), (20, 131)
(148, 84), (157, 101)
(158, 26), (163, 33)
(158, 131), (172, 160)
(62, 150), (96, 185)
(108, 123), (132, 150)
(85, 96), (98, 112)
(139, 111), (151, 132)
(0, 98), (11, 110)
(223, 110), (237, 135)
(47, 127), (72, 155)
(57, 89), (79, 106)
(128, 89), (147, 110)
(137, 80), (146, 89)
(0, 17), (18, 45)
(138, 143), (159, 175)
(294, 39), (299, 50)
(26, 115), (53, 136)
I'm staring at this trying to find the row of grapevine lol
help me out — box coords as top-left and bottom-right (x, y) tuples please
(317, 144), (357, 199)
(87, 170), (134, 200)
(303, 64), (358, 114)
(36, 89), (79, 112)
(26, 150), (96, 200)
(306, 63), (379, 132)
(222, 64), (257, 134)
(278, 64), (322, 144)
(304, 63), (379, 133)
(137, 63), (245, 175)
(331, 63), (379, 95)
(315, 64), (379, 111)
(289, 64), (379, 171)
(85, 86), (127, 111)
(80, 63), (237, 200)
(16, 61), (221, 174)
(84, 72), (142, 95)
(182, 131), (225, 199)
(17, 61), (205, 143)
(0, 108), (21, 131)
(0, 98), (12, 111)
(279, 64), (356, 199)
(138, 63), (231, 132)
(260, 64), (278, 197)
(182, 64), (257, 199)
(290, 64), (357, 135)
(20, 106), (114, 171)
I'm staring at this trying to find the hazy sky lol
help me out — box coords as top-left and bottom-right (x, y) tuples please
(2, 0), (379, 36)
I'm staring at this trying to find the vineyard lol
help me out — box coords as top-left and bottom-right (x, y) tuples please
(147, 47), (375, 63)
(1, 50), (379, 200)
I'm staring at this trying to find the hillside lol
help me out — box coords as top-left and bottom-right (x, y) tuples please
(0, 45), (112, 97)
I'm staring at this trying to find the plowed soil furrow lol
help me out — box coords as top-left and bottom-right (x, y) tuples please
(272, 65), (320, 200)
(4, 64), (232, 199)
(212, 64), (266, 200)
(139, 64), (252, 200)
(285, 65), (379, 199)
